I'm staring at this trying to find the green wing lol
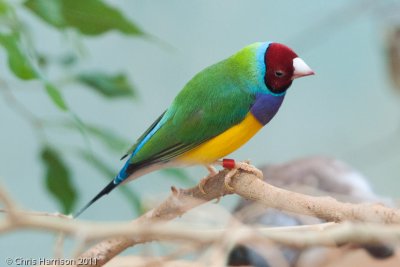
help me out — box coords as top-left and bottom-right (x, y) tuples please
(128, 59), (255, 167)
(120, 110), (166, 160)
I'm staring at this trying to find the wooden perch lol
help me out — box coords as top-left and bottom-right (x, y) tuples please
(76, 167), (400, 266)
(1, 161), (399, 266)
(76, 169), (234, 265)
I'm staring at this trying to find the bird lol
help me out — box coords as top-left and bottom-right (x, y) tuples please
(74, 41), (314, 217)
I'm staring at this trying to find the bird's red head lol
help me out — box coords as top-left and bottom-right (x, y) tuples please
(264, 43), (314, 94)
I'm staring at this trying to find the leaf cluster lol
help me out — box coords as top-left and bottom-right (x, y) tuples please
(0, 0), (191, 215)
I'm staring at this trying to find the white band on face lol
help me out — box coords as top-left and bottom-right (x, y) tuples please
(292, 57), (314, 79)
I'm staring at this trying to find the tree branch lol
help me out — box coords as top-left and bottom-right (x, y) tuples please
(77, 169), (233, 265)
(77, 168), (400, 266)
(1, 166), (399, 266)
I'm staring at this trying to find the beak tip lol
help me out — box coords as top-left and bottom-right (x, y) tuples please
(292, 57), (314, 79)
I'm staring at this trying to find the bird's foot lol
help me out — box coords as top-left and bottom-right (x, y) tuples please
(199, 165), (218, 194)
(221, 159), (263, 191)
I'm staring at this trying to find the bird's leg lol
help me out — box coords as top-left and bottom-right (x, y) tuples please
(218, 159), (263, 191)
(199, 165), (218, 194)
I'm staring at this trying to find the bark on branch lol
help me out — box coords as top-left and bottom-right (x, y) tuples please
(77, 168), (400, 266)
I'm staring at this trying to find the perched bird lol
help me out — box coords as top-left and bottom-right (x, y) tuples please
(75, 42), (314, 217)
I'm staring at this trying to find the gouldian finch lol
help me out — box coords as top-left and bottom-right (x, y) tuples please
(75, 42), (314, 217)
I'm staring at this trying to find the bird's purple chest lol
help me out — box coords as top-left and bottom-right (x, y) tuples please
(250, 93), (285, 125)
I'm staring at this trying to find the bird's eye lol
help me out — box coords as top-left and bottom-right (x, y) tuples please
(275, 71), (284, 77)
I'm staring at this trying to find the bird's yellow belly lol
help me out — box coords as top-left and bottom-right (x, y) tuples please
(178, 113), (263, 164)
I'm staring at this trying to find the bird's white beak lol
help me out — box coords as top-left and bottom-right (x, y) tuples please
(292, 57), (314, 79)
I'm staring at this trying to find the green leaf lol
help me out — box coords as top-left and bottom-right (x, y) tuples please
(24, 0), (144, 36)
(78, 150), (144, 215)
(41, 146), (78, 214)
(0, 33), (37, 80)
(44, 83), (68, 111)
(77, 72), (136, 98)
(0, 0), (11, 15)
(62, 0), (143, 36)
(161, 168), (194, 187)
(24, 0), (65, 28)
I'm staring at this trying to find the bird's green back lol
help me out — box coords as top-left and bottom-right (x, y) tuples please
(125, 43), (266, 167)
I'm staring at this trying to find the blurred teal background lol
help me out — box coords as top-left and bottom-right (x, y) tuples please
(1, 0), (400, 259)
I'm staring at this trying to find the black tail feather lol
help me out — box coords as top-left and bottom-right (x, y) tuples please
(74, 180), (117, 218)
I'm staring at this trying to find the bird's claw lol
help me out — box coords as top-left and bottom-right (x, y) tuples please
(199, 160), (263, 193)
(222, 159), (263, 191)
(234, 160), (263, 180)
(198, 179), (207, 194)
(198, 165), (218, 194)
(224, 172), (235, 191)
